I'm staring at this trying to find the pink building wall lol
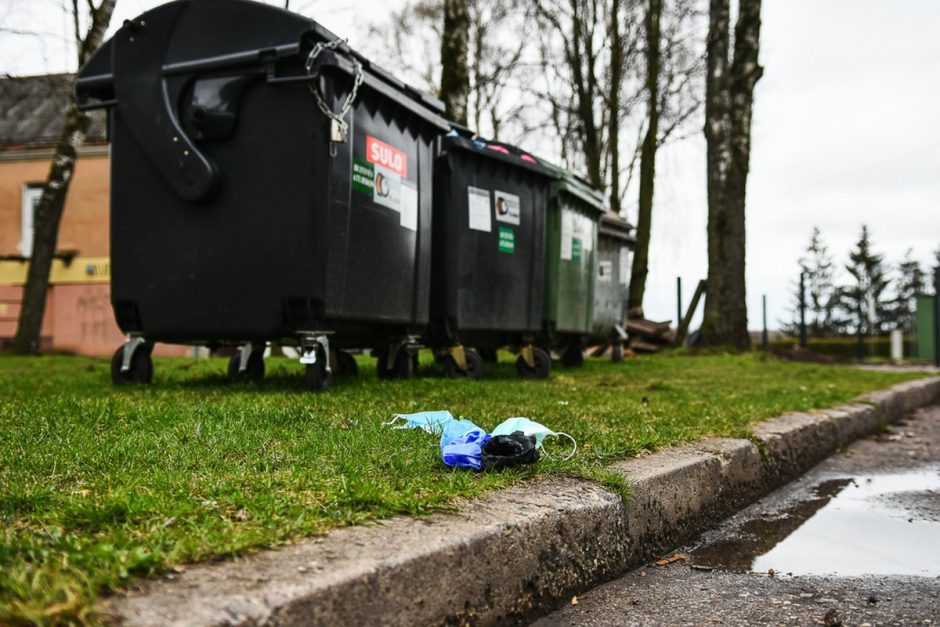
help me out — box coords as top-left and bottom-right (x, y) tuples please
(0, 283), (189, 357)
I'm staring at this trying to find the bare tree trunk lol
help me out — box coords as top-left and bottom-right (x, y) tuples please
(440, 0), (471, 126)
(699, 0), (762, 350)
(607, 0), (624, 216)
(628, 0), (662, 313)
(569, 0), (603, 189)
(12, 0), (116, 355)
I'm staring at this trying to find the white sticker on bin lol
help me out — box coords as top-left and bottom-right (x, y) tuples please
(468, 186), (492, 232)
(400, 181), (418, 231)
(373, 165), (401, 213)
(598, 260), (613, 283)
(494, 190), (520, 225)
(619, 247), (631, 286)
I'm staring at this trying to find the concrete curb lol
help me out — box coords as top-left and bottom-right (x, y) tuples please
(106, 377), (940, 626)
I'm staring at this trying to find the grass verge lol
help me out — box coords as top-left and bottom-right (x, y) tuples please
(0, 351), (926, 624)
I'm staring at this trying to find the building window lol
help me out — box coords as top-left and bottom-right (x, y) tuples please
(20, 183), (44, 258)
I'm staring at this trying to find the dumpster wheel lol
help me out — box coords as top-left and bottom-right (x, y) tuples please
(227, 344), (265, 382)
(304, 349), (333, 392)
(561, 343), (585, 368)
(516, 347), (551, 379)
(110, 339), (153, 386)
(611, 342), (625, 363)
(442, 349), (484, 381)
(376, 346), (415, 380)
(333, 350), (359, 378)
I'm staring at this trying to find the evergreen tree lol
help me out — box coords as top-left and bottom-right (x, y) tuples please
(892, 249), (926, 332)
(784, 227), (838, 337)
(837, 225), (892, 337)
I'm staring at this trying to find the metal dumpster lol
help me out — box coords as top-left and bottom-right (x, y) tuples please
(541, 165), (606, 367)
(429, 135), (558, 379)
(916, 295), (937, 363)
(590, 213), (635, 361)
(75, 0), (450, 390)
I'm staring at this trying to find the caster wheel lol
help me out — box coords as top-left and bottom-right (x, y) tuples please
(376, 347), (414, 379)
(227, 346), (265, 382)
(334, 350), (359, 378)
(478, 348), (499, 364)
(304, 363), (333, 392)
(516, 347), (551, 379)
(561, 345), (584, 368)
(110, 342), (153, 385)
(442, 349), (485, 380)
(304, 348), (333, 392)
(611, 342), (624, 363)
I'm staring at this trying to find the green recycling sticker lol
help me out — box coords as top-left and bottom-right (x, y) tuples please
(352, 157), (374, 195)
(498, 227), (515, 253)
(571, 238), (582, 261)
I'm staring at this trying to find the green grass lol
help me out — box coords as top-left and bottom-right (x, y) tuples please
(0, 351), (926, 624)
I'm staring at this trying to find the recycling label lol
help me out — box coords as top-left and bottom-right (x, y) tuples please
(494, 190), (520, 225)
(352, 158), (374, 195)
(561, 209), (594, 261)
(498, 227), (515, 253)
(351, 135), (417, 232)
(598, 260), (613, 283)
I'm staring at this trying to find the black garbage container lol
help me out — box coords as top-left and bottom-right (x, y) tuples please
(75, 0), (450, 390)
(429, 135), (558, 379)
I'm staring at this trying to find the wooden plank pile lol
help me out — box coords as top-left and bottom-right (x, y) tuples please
(626, 315), (676, 353)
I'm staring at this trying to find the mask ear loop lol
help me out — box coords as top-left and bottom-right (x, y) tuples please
(538, 432), (578, 461)
(554, 432), (578, 461)
(383, 415), (406, 428)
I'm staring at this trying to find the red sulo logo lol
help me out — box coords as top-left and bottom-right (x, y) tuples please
(366, 135), (407, 178)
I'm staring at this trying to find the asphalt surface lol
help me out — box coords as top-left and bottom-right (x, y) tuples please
(533, 405), (940, 626)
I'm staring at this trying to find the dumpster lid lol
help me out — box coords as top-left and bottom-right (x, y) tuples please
(599, 213), (636, 244)
(537, 160), (606, 215)
(75, 0), (449, 127)
(440, 134), (560, 180)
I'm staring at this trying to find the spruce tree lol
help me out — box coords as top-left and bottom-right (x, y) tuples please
(892, 249), (926, 332)
(785, 227), (838, 337)
(838, 225), (891, 337)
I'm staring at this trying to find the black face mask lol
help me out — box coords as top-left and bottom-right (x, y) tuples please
(481, 431), (540, 471)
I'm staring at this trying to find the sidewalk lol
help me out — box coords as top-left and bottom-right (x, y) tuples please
(105, 377), (940, 626)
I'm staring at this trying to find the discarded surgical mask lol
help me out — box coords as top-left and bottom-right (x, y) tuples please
(440, 418), (484, 448)
(385, 410), (455, 434)
(481, 431), (539, 471)
(441, 426), (490, 471)
(490, 417), (577, 461)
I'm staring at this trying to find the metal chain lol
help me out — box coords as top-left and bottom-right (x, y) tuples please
(304, 38), (363, 143)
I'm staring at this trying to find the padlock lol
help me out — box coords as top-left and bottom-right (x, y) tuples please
(330, 119), (348, 143)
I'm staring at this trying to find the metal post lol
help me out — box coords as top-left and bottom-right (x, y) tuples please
(762, 294), (768, 350)
(857, 295), (866, 360)
(934, 268), (940, 367)
(676, 277), (683, 329)
(799, 271), (808, 349)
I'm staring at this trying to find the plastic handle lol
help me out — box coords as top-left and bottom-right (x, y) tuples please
(111, 7), (218, 202)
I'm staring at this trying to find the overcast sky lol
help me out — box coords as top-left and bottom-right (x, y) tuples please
(3, 0), (938, 331)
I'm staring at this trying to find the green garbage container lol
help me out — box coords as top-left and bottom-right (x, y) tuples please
(541, 165), (606, 367)
(591, 213), (635, 362)
(916, 295), (936, 362)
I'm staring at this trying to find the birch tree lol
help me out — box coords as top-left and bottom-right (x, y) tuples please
(12, 0), (117, 354)
(699, 0), (762, 350)
(440, 0), (470, 124)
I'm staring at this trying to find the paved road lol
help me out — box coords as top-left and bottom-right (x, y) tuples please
(533, 405), (940, 626)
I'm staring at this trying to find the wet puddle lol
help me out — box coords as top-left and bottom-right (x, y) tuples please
(692, 468), (940, 577)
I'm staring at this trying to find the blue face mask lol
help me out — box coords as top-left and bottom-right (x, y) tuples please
(440, 418), (484, 448)
(441, 425), (490, 471)
(385, 410), (455, 435)
(490, 417), (577, 461)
